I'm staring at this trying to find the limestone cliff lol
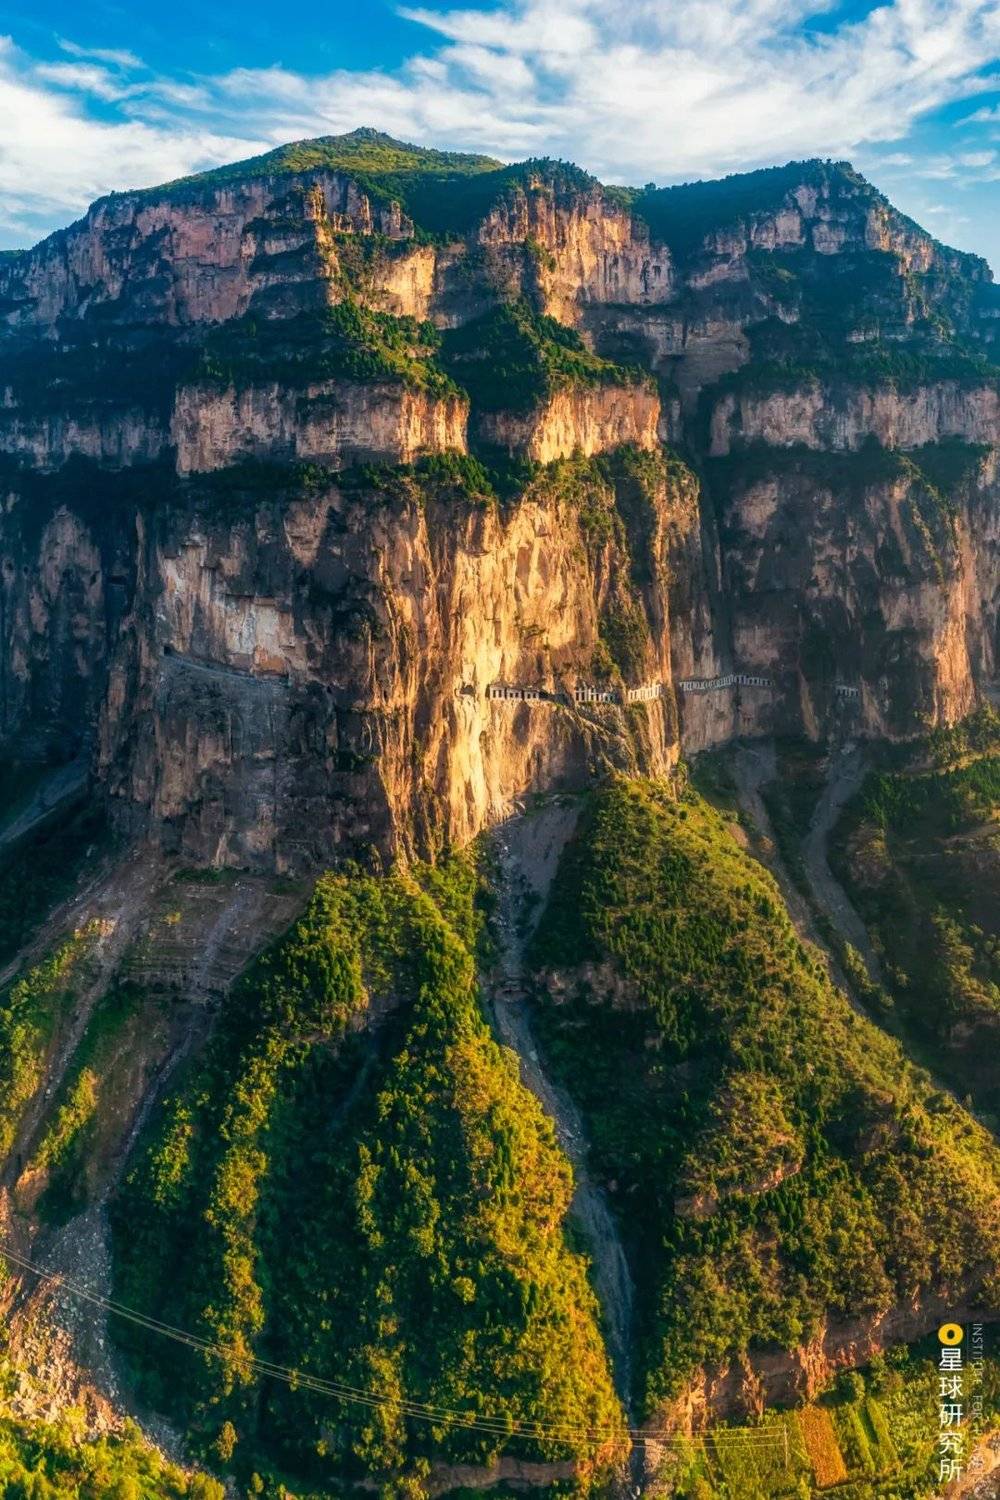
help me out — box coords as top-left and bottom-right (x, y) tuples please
(1, 130), (999, 865)
(475, 383), (660, 461)
(172, 380), (469, 473)
(0, 154), (675, 336)
(0, 451), (691, 869)
(709, 379), (1000, 455)
(703, 445), (999, 740)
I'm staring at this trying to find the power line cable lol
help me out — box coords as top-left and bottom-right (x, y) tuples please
(0, 1241), (787, 1452)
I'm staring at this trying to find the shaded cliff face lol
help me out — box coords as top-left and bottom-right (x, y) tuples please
(1, 131), (999, 865)
(709, 381), (1000, 455)
(703, 445), (1000, 740)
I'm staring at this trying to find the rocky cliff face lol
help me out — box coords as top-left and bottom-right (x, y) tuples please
(172, 380), (469, 472)
(703, 447), (1000, 740)
(475, 383), (660, 461)
(709, 380), (1000, 455)
(0, 174), (402, 331)
(0, 450), (692, 869)
(0, 165), (675, 337)
(1, 132), (998, 865)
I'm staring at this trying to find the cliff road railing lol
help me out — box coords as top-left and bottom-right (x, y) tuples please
(483, 675), (861, 706)
(484, 674), (779, 706)
(676, 673), (772, 694)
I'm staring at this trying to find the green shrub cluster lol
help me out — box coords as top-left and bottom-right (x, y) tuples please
(0, 1388), (222, 1500)
(112, 855), (624, 1494)
(715, 342), (998, 399)
(2, 335), (190, 413)
(335, 451), (499, 508)
(194, 302), (460, 397)
(441, 299), (649, 413)
(530, 778), (1000, 1415)
(25, 982), (148, 1224)
(0, 930), (100, 1161)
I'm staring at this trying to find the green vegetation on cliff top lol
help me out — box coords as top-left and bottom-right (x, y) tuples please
(104, 132), (973, 271)
(112, 127), (603, 241)
(442, 299), (650, 413)
(632, 159), (857, 260)
(723, 344), (998, 398)
(706, 437), (989, 509)
(195, 300), (461, 396)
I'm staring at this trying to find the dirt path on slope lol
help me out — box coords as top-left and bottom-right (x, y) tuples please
(483, 800), (636, 1416)
(729, 741), (988, 1132)
(729, 741), (883, 991)
(0, 756), (89, 852)
(802, 745), (884, 984)
(729, 743), (859, 998)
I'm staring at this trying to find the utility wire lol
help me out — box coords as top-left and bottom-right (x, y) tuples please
(0, 1241), (787, 1451)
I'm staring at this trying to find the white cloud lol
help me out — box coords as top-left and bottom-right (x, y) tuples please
(0, 36), (262, 240)
(34, 61), (134, 102)
(2, 0), (1000, 251)
(57, 38), (144, 70)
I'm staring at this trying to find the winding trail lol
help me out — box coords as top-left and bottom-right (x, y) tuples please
(483, 801), (636, 1416)
(730, 741), (990, 1129)
(729, 741), (883, 996)
(802, 745), (883, 984)
(730, 743), (840, 962)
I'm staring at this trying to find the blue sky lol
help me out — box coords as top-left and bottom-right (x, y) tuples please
(2, 0), (1000, 269)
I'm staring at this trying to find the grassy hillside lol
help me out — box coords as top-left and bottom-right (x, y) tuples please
(529, 777), (1000, 1419)
(111, 856), (625, 1496)
(831, 707), (1000, 1119)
